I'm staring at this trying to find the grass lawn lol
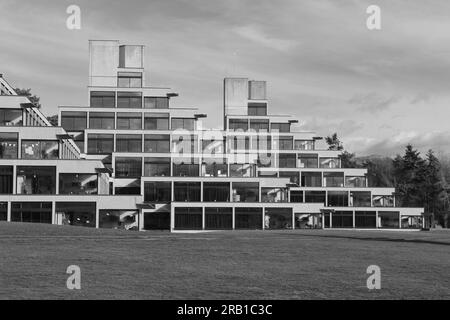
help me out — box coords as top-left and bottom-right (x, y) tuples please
(0, 222), (449, 299)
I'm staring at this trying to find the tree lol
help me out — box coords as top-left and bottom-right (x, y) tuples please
(340, 150), (358, 168)
(47, 115), (58, 126)
(325, 133), (343, 151)
(14, 88), (41, 108)
(362, 157), (395, 187)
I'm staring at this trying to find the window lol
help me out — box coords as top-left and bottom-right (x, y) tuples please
(298, 154), (318, 168)
(372, 195), (394, 207)
(61, 111), (87, 130)
(249, 119), (269, 132)
(55, 202), (96, 227)
(345, 176), (367, 188)
(202, 159), (227, 177)
(265, 208), (292, 229)
(232, 182), (259, 202)
(290, 190), (303, 202)
(229, 136), (250, 151)
(355, 211), (376, 228)
(87, 134), (113, 154)
(378, 211), (400, 228)
(173, 162), (199, 177)
(248, 102), (267, 116)
(229, 119), (248, 131)
(271, 123), (290, 132)
(203, 182), (230, 202)
(275, 137), (293, 150)
(89, 112), (115, 129)
(171, 118), (195, 130)
(279, 171), (299, 185)
(16, 166), (56, 194)
(327, 191), (349, 206)
(278, 154), (296, 168)
(304, 191), (326, 203)
(230, 164), (254, 177)
(294, 140), (314, 150)
(115, 157), (142, 177)
(117, 72), (142, 88)
(116, 134), (142, 152)
(144, 97), (169, 109)
(174, 207), (202, 230)
(90, 91), (115, 108)
(0, 202), (6, 221)
(174, 182), (201, 202)
(0, 109), (22, 126)
(235, 208), (262, 229)
(115, 180), (141, 195)
(144, 113), (169, 130)
(117, 92), (142, 108)
(0, 132), (18, 159)
(205, 208), (232, 230)
(254, 135), (271, 151)
(202, 139), (225, 155)
(100, 210), (139, 230)
(350, 191), (371, 207)
(116, 112), (142, 129)
(59, 173), (98, 195)
(144, 181), (171, 202)
(11, 202), (52, 224)
(323, 172), (344, 187)
(332, 211), (353, 228)
(261, 187), (287, 203)
(0, 166), (13, 194)
(21, 140), (59, 159)
(319, 157), (340, 168)
(144, 134), (170, 153)
(144, 157), (170, 176)
(172, 135), (198, 154)
(301, 172), (322, 187)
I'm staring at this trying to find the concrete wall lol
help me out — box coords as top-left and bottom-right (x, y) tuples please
(119, 45), (144, 68)
(224, 78), (248, 116)
(89, 40), (119, 87)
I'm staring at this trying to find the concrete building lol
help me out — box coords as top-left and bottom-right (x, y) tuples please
(0, 40), (424, 231)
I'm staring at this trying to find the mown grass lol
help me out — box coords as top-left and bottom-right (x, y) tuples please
(0, 222), (449, 299)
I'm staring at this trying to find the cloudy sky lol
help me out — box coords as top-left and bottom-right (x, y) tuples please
(1, 0), (450, 157)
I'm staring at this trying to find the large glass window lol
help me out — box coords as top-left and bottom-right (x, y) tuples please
(229, 136), (250, 151)
(0, 166), (13, 194)
(116, 134), (142, 152)
(116, 112), (142, 129)
(205, 208), (232, 230)
(248, 102), (267, 116)
(279, 171), (299, 185)
(202, 138), (225, 155)
(174, 207), (202, 230)
(87, 134), (114, 154)
(332, 211), (353, 228)
(294, 140), (314, 150)
(301, 172), (322, 187)
(345, 176), (367, 188)
(100, 210), (139, 230)
(61, 111), (87, 130)
(16, 166), (56, 194)
(172, 135), (198, 154)
(203, 182), (230, 202)
(235, 208), (262, 229)
(144, 97), (169, 109)
(115, 157), (142, 177)
(274, 137), (293, 150)
(378, 211), (400, 228)
(372, 195), (394, 207)
(202, 159), (227, 177)
(11, 202), (52, 224)
(144, 134), (170, 153)
(271, 123), (290, 132)
(290, 190), (303, 202)
(319, 157), (341, 169)
(249, 119), (269, 132)
(0, 109), (22, 126)
(327, 191), (349, 206)
(89, 112), (115, 129)
(115, 180), (141, 195)
(261, 187), (287, 203)
(232, 182), (259, 202)
(278, 154), (296, 168)
(172, 162), (199, 177)
(59, 173), (98, 195)
(117, 72), (142, 88)
(229, 119), (248, 131)
(230, 164), (254, 177)
(90, 91), (115, 108)
(304, 191), (326, 203)
(298, 154), (318, 168)
(55, 202), (96, 227)
(350, 191), (371, 207)
(117, 92), (142, 108)
(144, 113), (169, 130)
(174, 182), (201, 202)
(323, 172), (344, 187)
(0, 132), (18, 159)
(21, 140), (59, 159)
(355, 211), (376, 228)
(171, 118), (195, 130)
(0, 202), (7, 221)
(264, 208), (292, 229)
(144, 181), (171, 202)
(144, 157), (170, 177)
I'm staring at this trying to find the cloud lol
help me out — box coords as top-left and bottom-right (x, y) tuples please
(349, 93), (401, 113)
(233, 25), (298, 52)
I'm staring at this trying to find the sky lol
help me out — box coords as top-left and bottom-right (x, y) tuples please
(1, 0), (450, 157)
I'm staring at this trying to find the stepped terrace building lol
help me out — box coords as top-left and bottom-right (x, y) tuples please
(0, 40), (424, 231)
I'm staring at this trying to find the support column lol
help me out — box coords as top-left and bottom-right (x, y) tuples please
(352, 210), (356, 228)
(292, 211), (295, 230)
(170, 206), (175, 232)
(399, 212), (402, 229)
(51, 201), (56, 225)
(95, 204), (99, 228)
(329, 212), (333, 229)
(262, 208), (265, 230)
(375, 211), (379, 228)
(7, 201), (11, 222)
(232, 207), (235, 230)
(202, 207), (205, 230)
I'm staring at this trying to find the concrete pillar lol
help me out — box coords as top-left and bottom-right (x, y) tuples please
(352, 210), (356, 228)
(202, 207), (205, 230)
(51, 201), (56, 225)
(95, 204), (99, 228)
(375, 211), (379, 228)
(7, 201), (11, 222)
(292, 211), (295, 230)
(12, 165), (17, 194)
(399, 212), (402, 229)
(329, 212), (333, 229)
(232, 207), (235, 230)
(170, 206), (175, 232)
(138, 209), (144, 231)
